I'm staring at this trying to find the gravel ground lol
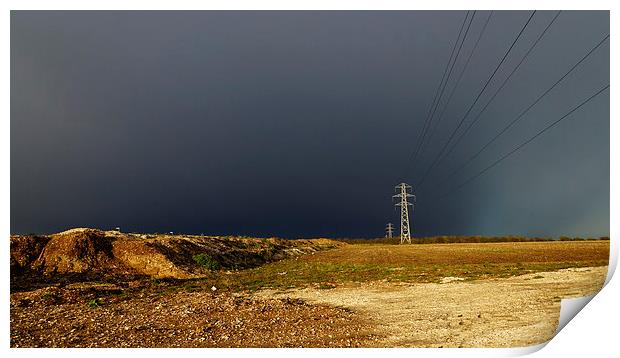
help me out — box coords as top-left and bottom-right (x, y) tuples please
(260, 266), (608, 347)
(9, 267), (607, 348)
(10, 285), (378, 347)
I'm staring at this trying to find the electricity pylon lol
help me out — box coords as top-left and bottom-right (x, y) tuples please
(393, 183), (415, 244)
(385, 223), (394, 238)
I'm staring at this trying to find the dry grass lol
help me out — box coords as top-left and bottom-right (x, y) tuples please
(191, 241), (609, 291)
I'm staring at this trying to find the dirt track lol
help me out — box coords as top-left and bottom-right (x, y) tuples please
(260, 266), (608, 347)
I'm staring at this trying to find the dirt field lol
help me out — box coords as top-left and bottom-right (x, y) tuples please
(9, 233), (610, 348)
(305, 241), (609, 265)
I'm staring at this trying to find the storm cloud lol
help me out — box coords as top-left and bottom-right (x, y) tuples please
(11, 11), (609, 238)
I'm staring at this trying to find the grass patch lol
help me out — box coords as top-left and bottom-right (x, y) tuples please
(170, 241), (609, 293)
(200, 260), (604, 292)
(192, 253), (220, 271)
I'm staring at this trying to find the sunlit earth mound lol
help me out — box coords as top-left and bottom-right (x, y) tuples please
(10, 228), (342, 281)
(33, 228), (119, 274)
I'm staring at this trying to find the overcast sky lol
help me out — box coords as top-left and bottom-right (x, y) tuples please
(11, 11), (609, 238)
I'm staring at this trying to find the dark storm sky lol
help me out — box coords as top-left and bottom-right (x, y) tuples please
(11, 11), (609, 238)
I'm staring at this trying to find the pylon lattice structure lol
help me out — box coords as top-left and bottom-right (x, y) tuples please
(393, 183), (415, 244)
(385, 223), (394, 238)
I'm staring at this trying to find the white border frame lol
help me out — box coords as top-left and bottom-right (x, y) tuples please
(3, 2), (616, 357)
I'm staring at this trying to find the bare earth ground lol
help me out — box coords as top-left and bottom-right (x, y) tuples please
(260, 266), (607, 347)
(10, 288), (377, 347)
(9, 234), (610, 348)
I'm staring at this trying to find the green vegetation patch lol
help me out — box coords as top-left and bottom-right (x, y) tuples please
(192, 253), (220, 271)
(156, 241), (610, 294)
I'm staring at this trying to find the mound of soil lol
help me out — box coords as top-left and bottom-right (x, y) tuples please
(33, 229), (121, 275)
(10, 235), (50, 274)
(10, 228), (343, 283)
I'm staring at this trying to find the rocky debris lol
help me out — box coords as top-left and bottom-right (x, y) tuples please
(10, 235), (50, 273)
(10, 282), (127, 308)
(440, 277), (465, 284)
(10, 288), (377, 348)
(9, 229), (358, 348)
(111, 239), (191, 279)
(10, 228), (344, 281)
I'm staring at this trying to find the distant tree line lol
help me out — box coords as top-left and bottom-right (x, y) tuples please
(336, 236), (610, 245)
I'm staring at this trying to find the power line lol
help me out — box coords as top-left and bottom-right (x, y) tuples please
(413, 11), (478, 160)
(435, 33), (609, 187)
(402, 11), (471, 179)
(437, 84), (609, 199)
(438, 11), (562, 172)
(420, 11), (493, 155)
(407, 11), (477, 172)
(416, 11), (536, 187)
